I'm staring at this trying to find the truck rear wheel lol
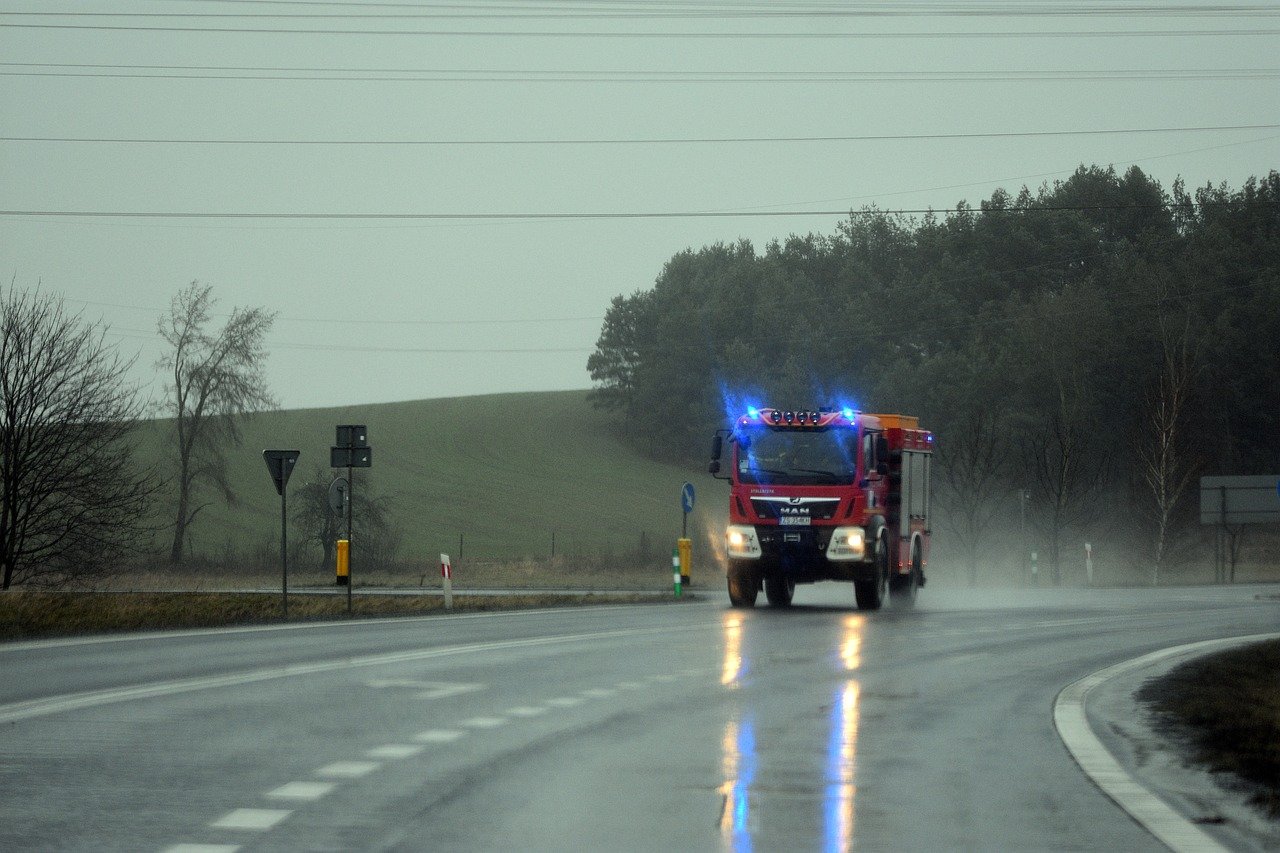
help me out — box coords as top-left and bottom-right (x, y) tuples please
(764, 575), (795, 607)
(727, 561), (758, 609)
(889, 559), (919, 609)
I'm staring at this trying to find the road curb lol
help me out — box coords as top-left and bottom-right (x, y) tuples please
(1053, 632), (1280, 853)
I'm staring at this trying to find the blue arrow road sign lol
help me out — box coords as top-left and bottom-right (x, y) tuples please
(681, 482), (696, 514)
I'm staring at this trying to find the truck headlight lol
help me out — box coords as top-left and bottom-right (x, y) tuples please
(726, 525), (762, 559)
(827, 526), (866, 561)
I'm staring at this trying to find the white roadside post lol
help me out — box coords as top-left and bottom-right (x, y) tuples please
(441, 553), (453, 610)
(1085, 542), (1093, 585)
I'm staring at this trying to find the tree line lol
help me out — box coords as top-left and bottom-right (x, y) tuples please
(587, 166), (1280, 584)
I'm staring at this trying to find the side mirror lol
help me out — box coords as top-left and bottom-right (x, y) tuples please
(710, 434), (723, 461)
(708, 460), (721, 475)
(876, 462), (890, 476)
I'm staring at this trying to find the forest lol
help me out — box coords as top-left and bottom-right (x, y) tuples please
(587, 165), (1280, 584)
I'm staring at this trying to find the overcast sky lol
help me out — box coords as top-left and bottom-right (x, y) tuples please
(2, 1), (1277, 411)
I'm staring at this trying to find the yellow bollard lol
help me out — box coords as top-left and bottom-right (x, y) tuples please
(336, 539), (350, 586)
(678, 537), (692, 587)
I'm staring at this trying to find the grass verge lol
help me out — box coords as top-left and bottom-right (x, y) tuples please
(0, 590), (678, 642)
(1137, 638), (1280, 817)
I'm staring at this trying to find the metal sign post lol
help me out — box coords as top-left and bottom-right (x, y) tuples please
(331, 425), (371, 613)
(262, 450), (300, 616)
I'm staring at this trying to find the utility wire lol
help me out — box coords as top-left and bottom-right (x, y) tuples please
(4, 123), (1276, 146)
(4, 202), (1276, 221)
(3, 68), (1276, 83)
(3, 23), (1277, 37)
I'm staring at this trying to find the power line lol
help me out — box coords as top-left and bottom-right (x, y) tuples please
(2, 67), (1276, 83)
(4, 123), (1276, 146)
(3, 202), (1276, 222)
(3, 23), (1278, 37)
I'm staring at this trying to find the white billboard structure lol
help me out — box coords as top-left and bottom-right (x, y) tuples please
(1199, 475), (1280, 582)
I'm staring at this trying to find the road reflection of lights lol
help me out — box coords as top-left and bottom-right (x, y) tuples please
(721, 615), (746, 687)
(718, 716), (757, 852)
(824, 681), (861, 852)
(840, 615), (864, 671)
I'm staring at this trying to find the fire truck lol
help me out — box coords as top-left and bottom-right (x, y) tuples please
(708, 406), (934, 610)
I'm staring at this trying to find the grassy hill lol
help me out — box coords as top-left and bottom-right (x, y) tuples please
(136, 390), (725, 581)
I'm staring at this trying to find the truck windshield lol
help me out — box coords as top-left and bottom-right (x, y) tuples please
(735, 427), (858, 486)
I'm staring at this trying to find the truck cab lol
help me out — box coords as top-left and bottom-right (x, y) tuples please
(709, 406), (933, 610)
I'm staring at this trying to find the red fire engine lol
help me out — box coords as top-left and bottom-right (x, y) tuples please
(709, 406), (934, 610)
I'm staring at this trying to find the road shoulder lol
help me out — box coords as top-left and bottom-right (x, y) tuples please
(1055, 634), (1280, 852)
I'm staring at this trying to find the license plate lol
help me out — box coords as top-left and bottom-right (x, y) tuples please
(779, 516), (811, 526)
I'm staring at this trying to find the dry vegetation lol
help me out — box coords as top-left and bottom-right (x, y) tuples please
(0, 588), (681, 642)
(1139, 638), (1280, 817)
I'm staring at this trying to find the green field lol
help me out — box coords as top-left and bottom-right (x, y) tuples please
(136, 390), (726, 580)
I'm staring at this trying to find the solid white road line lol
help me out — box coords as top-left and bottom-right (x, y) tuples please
(1054, 632), (1280, 853)
(0, 624), (712, 724)
(208, 809), (292, 831)
(265, 782), (337, 801)
(315, 761), (381, 779)
(162, 845), (242, 853)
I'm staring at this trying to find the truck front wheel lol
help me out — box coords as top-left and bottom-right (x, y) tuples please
(854, 534), (888, 611)
(764, 574), (795, 607)
(727, 561), (758, 609)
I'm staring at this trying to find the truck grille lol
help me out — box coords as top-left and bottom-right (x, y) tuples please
(750, 497), (841, 521)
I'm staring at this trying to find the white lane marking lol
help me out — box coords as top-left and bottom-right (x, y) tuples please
(163, 845), (241, 853)
(413, 729), (465, 743)
(652, 674), (678, 683)
(209, 809), (291, 831)
(580, 688), (616, 698)
(506, 706), (548, 717)
(615, 681), (644, 690)
(315, 761), (381, 779)
(366, 744), (424, 759)
(0, 624), (714, 724)
(460, 716), (507, 729)
(366, 680), (484, 700)
(1054, 632), (1280, 853)
(265, 781), (337, 801)
(545, 696), (583, 708)
(0, 602), (694, 653)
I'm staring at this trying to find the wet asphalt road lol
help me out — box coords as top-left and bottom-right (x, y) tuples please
(1, 583), (1276, 852)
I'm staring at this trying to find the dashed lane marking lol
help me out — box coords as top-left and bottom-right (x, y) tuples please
(315, 761), (381, 779)
(581, 688), (616, 698)
(265, 782), (337, 801)
(506, 706), (548, 717)
(209, 809), (292, 831)
(615, 681), (644, 690)
(460, 716), (507, 729)
(366, 744), (424, 760)
(162, 845), (241, 853)
(413, 729), (465, 743)
(545, 696), (583, 707)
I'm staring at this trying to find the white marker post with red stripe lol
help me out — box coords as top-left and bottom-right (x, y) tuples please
(441, 553), (453, 610)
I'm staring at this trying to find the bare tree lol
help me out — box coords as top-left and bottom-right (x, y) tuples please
(0, 284), (156, 589)
(157, 282), (276, 564)
(1136, 297), (1204, 584)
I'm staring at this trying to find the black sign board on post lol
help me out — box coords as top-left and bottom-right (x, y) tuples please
(262, 450), (300, 616)
(336, 424), (368, 448)
(330, 445), (372, 468)
(331, 425), (372, 613)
